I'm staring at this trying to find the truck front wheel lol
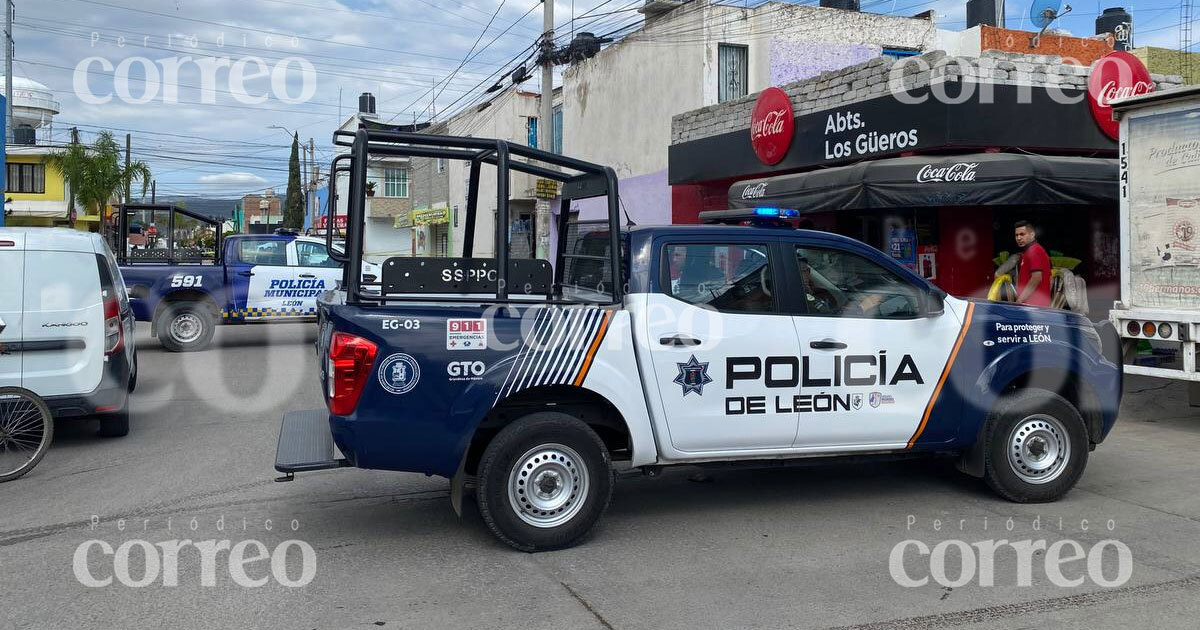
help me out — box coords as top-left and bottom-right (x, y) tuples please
(477, 412), (614, 552)
(158, 302), (215, 352)
(983, 390), (1089, 503)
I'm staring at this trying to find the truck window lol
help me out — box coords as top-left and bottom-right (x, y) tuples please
(664, 243), (775, 313)
(561, 221), (627, 301)
(794, 246), (921, 319)
(237, 239), (286, 266)
(295, 241), (340, 268)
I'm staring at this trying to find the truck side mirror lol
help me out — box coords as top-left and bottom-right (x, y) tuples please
(922, 291), (945, 317)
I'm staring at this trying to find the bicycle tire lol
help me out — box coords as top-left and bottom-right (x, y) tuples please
(0, 387), (54, 483)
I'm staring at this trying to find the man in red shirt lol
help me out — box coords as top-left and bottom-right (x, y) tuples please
(1014, 220), (1052, 307)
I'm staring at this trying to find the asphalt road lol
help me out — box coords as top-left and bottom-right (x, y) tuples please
(2, 322), (1199, 630)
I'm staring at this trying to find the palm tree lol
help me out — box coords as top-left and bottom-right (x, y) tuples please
(45, 130), (151, 217)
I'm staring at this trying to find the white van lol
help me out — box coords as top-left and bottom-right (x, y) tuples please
(0, 228), (136, 437)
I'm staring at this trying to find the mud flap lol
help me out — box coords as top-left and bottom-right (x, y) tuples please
(450, 454), (467, 518)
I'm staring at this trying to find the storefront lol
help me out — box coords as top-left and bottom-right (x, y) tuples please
(668, 50), (1180, 315)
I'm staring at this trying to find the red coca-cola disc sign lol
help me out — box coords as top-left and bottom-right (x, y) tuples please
(1088, 51), (1155, 141)
(750, 87), (794, 165)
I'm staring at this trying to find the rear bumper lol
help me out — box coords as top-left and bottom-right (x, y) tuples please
(43, 350), (132, 418)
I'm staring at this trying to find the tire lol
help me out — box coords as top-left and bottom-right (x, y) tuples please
(983, 389), (1089, 503)
(97, 407), (129, 438)
(477, 412), (614, 552)
(0, 387), (54, 483)
(157, 302), (215, 352)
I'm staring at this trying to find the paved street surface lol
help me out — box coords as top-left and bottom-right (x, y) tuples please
(2, 322), (1199, 630)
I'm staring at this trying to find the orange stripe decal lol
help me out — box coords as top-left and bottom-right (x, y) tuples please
(573, 310), (614, 386)
(907, 302), (975, 448)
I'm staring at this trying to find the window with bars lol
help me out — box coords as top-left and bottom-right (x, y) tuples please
(383, 167), (408, 198)
(718, 43), (748, 104)
(6, 163), (45, 194)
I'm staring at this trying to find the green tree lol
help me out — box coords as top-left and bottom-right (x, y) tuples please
(283, 133), (304, 229)
(45, 130), (151, 216)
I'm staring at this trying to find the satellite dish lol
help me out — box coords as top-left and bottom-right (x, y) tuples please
(1029, 1), (1072, 47)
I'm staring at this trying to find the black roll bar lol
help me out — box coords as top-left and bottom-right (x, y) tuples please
(325, 153), (353, 264)
(337, 126), (623, 306)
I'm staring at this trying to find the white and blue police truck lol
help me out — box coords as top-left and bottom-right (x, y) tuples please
(275, 130), (1124, 552)
(121, 233), (346, 351)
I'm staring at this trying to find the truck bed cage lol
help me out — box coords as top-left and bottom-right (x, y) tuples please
(331, 127), (624, 305)
(115, 203), (225, 265)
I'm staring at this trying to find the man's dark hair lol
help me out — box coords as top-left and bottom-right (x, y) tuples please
(1015, 220), (1035, 231)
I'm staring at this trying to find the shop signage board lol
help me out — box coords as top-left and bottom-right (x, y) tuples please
(669, 84), (1115, 185)
(1087, 51), (1155, 140)
(413, 207), (450, 226)
(750, 87), (794, 165)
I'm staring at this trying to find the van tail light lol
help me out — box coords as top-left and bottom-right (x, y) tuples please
(326, 332), (377, 415)
(104, 294), (124, 355)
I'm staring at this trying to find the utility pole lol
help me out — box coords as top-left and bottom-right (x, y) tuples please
(300, 136), (309, 231)
(309, 138), (317, 227)
(151, 180), (155, 204)
(5, 0), (14, 146)
(535, 0), (554, 260)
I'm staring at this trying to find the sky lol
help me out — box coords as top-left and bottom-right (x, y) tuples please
(9, 0), (1190, 200)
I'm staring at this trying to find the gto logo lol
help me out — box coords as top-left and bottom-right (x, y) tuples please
(917, 162), (978, 183)
(447, 361), (485, 380)
(741, 183), (768, 200)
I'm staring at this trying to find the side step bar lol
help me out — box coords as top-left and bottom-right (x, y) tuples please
(275, 408), (348, 480)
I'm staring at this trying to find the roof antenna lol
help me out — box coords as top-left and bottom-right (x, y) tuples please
(619, 195), (636, 226)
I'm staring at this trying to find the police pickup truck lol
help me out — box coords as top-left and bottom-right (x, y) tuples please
(275, 130), (1123, 552)
(121, 233), (347, 351)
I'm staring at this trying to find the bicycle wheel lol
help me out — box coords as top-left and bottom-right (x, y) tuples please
(0, 387), (54, 483)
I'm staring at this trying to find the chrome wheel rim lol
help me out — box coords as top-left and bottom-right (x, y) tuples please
(0, 392), (51, 479)
(1007, 414), (1070, 485)
(507, 443), (589, 528)
(170, 313), (203, 343)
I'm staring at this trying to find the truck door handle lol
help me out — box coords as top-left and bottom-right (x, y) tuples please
(809, 339), (847, 350)
(237, 270), (253, 277)
(660, 335), (701, 347)
(298, 273), (316, 279)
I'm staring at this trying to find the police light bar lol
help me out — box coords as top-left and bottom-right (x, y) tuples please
(753, 207), (799, 218)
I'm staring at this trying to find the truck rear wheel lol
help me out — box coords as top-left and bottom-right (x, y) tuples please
(158, 302), (214, 352)
(477, 412), (613, 552)
(983, 390), (1088, 503)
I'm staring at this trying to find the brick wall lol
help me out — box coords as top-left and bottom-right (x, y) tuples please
(979, 26), (1114, 65)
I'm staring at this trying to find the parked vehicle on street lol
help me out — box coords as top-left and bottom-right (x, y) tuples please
(120, 231), (348, 352)
(275, 130), (1123, 551)
(1109, 86), (1200, 405)
(0, 227), (136, 439)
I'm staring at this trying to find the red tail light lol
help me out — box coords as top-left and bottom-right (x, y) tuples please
(326, 332), (377, 415)
(103, 294), (124, 355)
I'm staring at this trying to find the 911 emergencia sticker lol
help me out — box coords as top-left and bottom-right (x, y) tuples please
(447, 318), (487, 350)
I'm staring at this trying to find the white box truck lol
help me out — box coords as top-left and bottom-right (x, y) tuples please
(1110, 86), (1200, 405)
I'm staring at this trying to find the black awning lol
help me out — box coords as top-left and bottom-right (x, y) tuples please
(727, 153), (1118, 212)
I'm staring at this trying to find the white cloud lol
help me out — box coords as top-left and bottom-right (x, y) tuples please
(198, 172), (269, 186)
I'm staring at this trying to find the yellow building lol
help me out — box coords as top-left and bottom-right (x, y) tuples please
(3, 146), (93, 230)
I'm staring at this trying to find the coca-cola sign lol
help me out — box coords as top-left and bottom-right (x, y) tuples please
(1087, 51), (1154, 141)
(750, 87), (794, 165)
(740, 182), (768, 199)
(916, 162), (978, 183)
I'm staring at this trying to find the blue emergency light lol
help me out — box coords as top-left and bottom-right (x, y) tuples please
(754, 207), (799, 218)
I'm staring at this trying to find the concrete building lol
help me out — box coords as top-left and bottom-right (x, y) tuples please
(239, 190), (282, 233)
(1, 76), (76, 229)
(560, 0), (945, 226)
(333, 93), (414, 262)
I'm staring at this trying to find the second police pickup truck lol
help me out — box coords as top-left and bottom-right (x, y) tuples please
(275, 130), (1124, 551)
(120, 232), (349, 351)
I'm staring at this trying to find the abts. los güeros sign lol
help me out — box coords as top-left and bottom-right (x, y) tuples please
(750, 87), (794, 165)
(1088, 51), (1155, 141)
